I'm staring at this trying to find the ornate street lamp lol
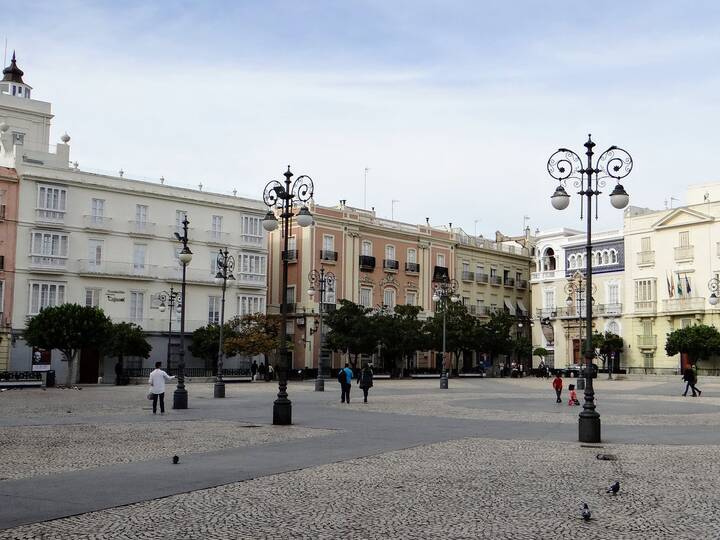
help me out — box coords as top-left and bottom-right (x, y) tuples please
(172, 215), (193, 410)
(308, 268), (335, 391)
(158, 287), (181, 369)
(431, 277), (460, 389)
(708, 277), (719, 306)
(262, 166), (314, 425)
(213, 248), (235, 398)
(547, 134), (633, 443)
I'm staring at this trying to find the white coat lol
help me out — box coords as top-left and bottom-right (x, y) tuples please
(148, 369), (175, 394)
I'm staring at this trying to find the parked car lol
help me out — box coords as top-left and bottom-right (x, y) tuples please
(563, 363), (598, 378)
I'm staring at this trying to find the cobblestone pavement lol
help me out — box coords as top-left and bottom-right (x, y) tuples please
(0, 421), (333, 480)
(0, 437), (715, 539)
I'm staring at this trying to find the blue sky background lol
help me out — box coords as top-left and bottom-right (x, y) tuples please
(3, 1), (720, 235)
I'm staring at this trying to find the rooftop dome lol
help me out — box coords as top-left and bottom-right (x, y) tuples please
(2, 52), (25, 84)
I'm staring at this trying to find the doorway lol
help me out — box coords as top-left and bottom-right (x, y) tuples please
(79, 348), (100, 384)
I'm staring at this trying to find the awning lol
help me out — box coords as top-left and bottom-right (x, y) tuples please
(504, 298), (516, 315)
(517, 299), (528, 315)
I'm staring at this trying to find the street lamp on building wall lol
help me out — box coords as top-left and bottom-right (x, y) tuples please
(708, 277), (719, 306)
(431, 277), (459, 389)
(308, 268), (335, 392)
(157, 287), (181, 369)
(213, 248), (235, 398)
(172, 215), (193, 410)
(262, 166), (314, 425)
(547, 134), (633, 443)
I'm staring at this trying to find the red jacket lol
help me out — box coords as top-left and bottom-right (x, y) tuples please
(552, 377), (563, 391)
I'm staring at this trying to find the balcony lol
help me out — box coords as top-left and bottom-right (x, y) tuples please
(240, 234), (265, 248)
(635, 301), (657, 314)
(461, 271), (474, 282)
(35, 208), (65, 225)
(207, 230), (231, 245)
(29, 255), (67, 271)
(282, 250), (297, 262)
(489, 276), (502, 286)
(504, 277), (515, 288)
(321, 302), (336, 312)
(517, 279), (528, 290)
(637, 251), (655, 266)
(359, 255), (376, 271)
(530, 270), (559, 281)
(77, 260), (159, 279)
(320, 250), (338, 262)
(128, 220), (156, 236)
(83, 215), (113, 231)
(662, 297), (706, 314)
(674, 245), (694, 262)
(476, 273), (489, 284)
(636, 334), (657, 350)
(405, 262), (420, 274)
(594, 303), (623, 316)
(383, 259), (399, 272)
(475, 305), (490, 317)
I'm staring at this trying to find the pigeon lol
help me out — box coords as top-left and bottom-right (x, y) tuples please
(607, 481), (620, 495)
(172, 455), (179, 465)
(581, 503), (592, 522)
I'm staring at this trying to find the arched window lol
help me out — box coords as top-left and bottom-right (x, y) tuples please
(601, 251), (608, 265)
(607, 320), (620, 336)
(543, 248), (556, 271)
(609, 249), (617, 264)
(568, 255), (575, 269)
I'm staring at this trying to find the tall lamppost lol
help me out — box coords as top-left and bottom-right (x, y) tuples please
(432, 277), (459, 389)
(213, 248), (235, 398)
(158, 287), (181, 368)
(172, 215), (193, 410)
(262, 166), (314, 425)
(547, 134), (632, 443)
(308, 268), (335, 392)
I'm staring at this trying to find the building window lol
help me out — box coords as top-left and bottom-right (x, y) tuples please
(12, 131), (24, 145)
(238, 295), (266, 316)
(640, 236), (651, 252)
(679, 231), (690, 247)
(135, 204), (148, 223)
(241, 215), (264, 245)
(0, 281), (4, 312)
(543, 289), (555, 309)
(133, 244), (147, 274)
(385, 245), (396, 260)
(462, 261), (470, 273)
(323, 235), (335, 252)
(88, 239), (103, 269)
(490, 267), (497, 277)
(85, 288), (101, 308)
(208, 296), (221, 324)
(608, 283), (619, 305)
(210, 253), (220, 276)
(634, 280), (656, 302)
(286, 286), (296, 304)
(407, 248), (417, 264)
(29, 282), (66, 315)
(90, 198), (105, 223)
(239, 253), (267, 283)
(437, 253), (446, 267)
(129, 292), (144, 322)
(30, 231), (69, 267)
(288, 236), (297, 251)
(641, 319), (653, 336)
(175, 210), (187, 234)
(406, 291), (417, 306)
(361, 241), (372, 256)
(359, 287), (372, 308)
(211, 215), (223, 241)
(325, 279), (337, 304)
(36, 185), (67, 221)
(383, 288), (396, 309)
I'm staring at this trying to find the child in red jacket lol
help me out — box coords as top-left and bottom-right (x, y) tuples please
(568, 384), (580, 406)
(552, 374), (563, 403)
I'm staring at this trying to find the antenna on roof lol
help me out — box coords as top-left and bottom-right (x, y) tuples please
(3, 39), (7, 67)
(363, 167), (370, 209)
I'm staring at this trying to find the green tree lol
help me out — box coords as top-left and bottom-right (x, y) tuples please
(105, 322), (152, 371)
(665, 324), (720, 366)
(533, 347), (550, 361)
(324, 300), (376, 368)
(474, 311), (514, 376)
(24, 304), (112, 385)
(375, 304), (427, 374)
(591, 331), (624, 374)
(513, 335), (533, 366)
(189, 322), (238, 373)
(224, 313), (283, 365)
(424, 301), (477, 372)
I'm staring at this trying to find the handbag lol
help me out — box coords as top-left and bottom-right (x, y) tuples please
(147, 392), (154, 400)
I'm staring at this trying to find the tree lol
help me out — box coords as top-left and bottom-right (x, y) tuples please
(324, 300), (376, 367)
(513, 335), (533, 367)
(375, 304), (427, 374)
(189, 322), (239, 373)
(424, 301), (478, 372)
(591, 331), (624, 374)
(665, 324), (720, 366)
(105, 322), (152, 370)
(24, 304), (112, 385)
(224, 313), (283, 365)
(533, 347), (550, 361)
(474, 311), (514, 376)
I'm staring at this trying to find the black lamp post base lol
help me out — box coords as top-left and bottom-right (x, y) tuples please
(172, 388), (188, 409)
(214, 381), (225, 398)
(440, 373), (449, 389)
(579, 414), (601, 443)
(314, 378), (325, 392)
(273, 398), (292, 425)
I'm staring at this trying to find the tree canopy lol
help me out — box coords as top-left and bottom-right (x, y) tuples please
(665, 324), (720, 365)
(424, 301), (477, 370)
(24, 304), (112, 385)
(224, 313), (282, 361)
(104, 322), (151, 366)
(324, 300), (376, 366)
(474, 311), (514, 368)
(189, 322), (238, 372)
(374, 304), (427, 373)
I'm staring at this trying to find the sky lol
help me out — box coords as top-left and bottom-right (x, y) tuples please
(4, 0), (720, 237)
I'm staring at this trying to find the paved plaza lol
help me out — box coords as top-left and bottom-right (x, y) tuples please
(1, 376), (719, 539)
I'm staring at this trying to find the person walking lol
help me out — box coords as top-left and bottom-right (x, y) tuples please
(682, 365), (702, 397)
(268, 364), (275, 380)
(552, 373), (563, 403)
(258, 362), (266, 381)
(338, 362), (354, 403)
(148, 361), (175, 414)
(114, 360), (123, 386)
(251, 360), (258, 380)
(358, 363), (374, 403)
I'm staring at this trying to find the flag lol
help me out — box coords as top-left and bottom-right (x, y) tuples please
(677, 274), (683, 296)
(666, 273), (673, 297)
(686, 275), (692, 294)
(670, 273), (675, 298)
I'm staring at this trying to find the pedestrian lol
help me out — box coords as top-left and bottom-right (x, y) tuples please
(114, 360), (123, 386)
(682, 365), (702, 397)
(568, 383), (580, 406)
(251, 360), (258, 380)
(258, 362), (266, 381)
(148, 361), (175, 414)
(338, 362), (354, 403)
(358, 363), (374, 403)
(552, 373), (563, 403)
(268, 364), (275, 380)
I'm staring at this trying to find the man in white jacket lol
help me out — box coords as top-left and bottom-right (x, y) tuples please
(148, 361), (175, 414)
